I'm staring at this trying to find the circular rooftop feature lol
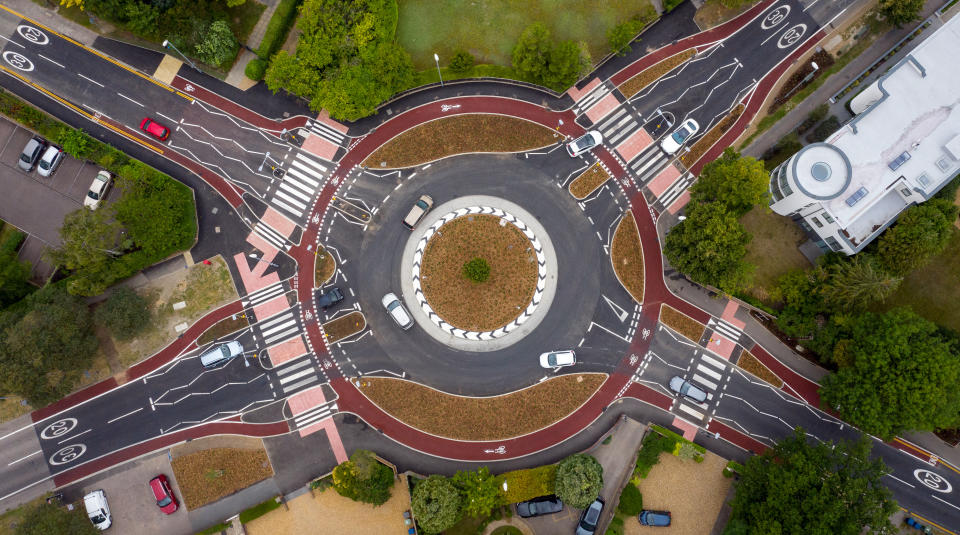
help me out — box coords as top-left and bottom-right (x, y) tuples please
(791, 143), (851, 200)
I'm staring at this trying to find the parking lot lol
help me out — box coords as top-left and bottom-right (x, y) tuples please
(0, 117), (116, 282)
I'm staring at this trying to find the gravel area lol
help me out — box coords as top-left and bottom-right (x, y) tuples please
(627, 451), (732, 535)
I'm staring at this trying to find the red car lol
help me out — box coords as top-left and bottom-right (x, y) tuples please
(140, 117), (170, 141)
(149, 475), (179, 514)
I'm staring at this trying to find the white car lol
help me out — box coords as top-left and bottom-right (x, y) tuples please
(36, 145), (64, 177)
(382, 293), (413, 330)
(660, 119), (699, 154)
(83, 490), (112, 531)
(402, 194), (434, 230)
(539, 350), (576, 369)
(84, 170), (113, 210)
(566, 131), (602, 157)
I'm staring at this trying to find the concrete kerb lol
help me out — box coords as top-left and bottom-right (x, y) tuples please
(399, 195), (558, 352)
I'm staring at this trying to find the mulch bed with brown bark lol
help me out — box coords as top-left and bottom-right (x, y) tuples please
(659, 305), (706, 343)
(314, 247), (336, 287)
(323, 311), (366, 343)
(171, 447), (274, 510)
(619, 49), (696, 98)
(569, 164), (610, 199)
(737, 350), (783, 388)
(421, 215), (537, 331)
(679, 104), (745, 167)
(359, 374), (607, 440)
(197, 314), (250, 346)
(362, 115), (558, 168)
(611, 212), (644, 303)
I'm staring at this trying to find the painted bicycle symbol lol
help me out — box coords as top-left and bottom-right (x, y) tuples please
(305, 310), (313, 321)
(762, 5), (790, 29)
(322, 359), (333, 369)
(777, 24), (807, 49)
(629, 354), (639, 366)
(184, 83), (195, 92)
(3, 51), (34, 72)
(49, 444), (87, 466)
(17, 25), (49, 45)
(484, 445), (506, 455)
(440, 104), (461, 112)
(914, 469), (952, 493)
(40, 418), (78, 440)
(642, 328), (651, 340)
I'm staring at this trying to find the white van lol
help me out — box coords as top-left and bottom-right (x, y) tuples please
(83, 490), (112, 530)
(199, 341), (244, 369)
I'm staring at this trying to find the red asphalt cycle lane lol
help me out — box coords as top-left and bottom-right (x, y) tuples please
(170, 76), (310, 133)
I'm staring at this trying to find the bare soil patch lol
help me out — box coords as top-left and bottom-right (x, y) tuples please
(619, 50), (695, 98)
(323, 312), (366, 343)
(359, 374), (606, 440)
(679, 104), (744, 168)
(421, 215), (537, 331)
(737, 350), (783, 388)
(569, 164), (610, 199)
(314, 247), (336, 287)
(659, 305), (705, 342)
(197, 314), (250, 346)
(171, 447), (274, 510)
(611, 212), (644, 304)
(362, 115), (558, 168)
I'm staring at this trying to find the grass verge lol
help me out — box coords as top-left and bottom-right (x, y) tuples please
(0, 395), (33, 425)
(694, 0), (756, 29)
(359, 374), (606, 440)
(569, 164), (610, 200)
(421, 215), (537, 331)
(314, 247), (336, 287)
(737, 350), (783, 388)
(171, 447), (273, 510)
(197, 314), (250, 347)
(362, 115), (557, 168)
(619, 49), (695, 98)
(679, 104), (744, 168)
(659, 304), (705, 342)
(238, 496), (283, 523)
(611, 212), (644, 303)
(739, 206), (809, 302)
(322, 312), (366, 343)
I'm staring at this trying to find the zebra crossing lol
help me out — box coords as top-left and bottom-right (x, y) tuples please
(573, 80), (617, 116)
(253, 220), (290, 251)
(254, 308), (301, 347)
(593, 104), (643, 148)
(674, 352), (728, 423)
(629, 146), (671, 184)
(274, 354), (326, 397)
(242, 281), (287, 309)
(291, 397), (339, 430)
(655, 172), (695, 210)
(306, 119), (348, 148)
(708, 317), (744, 344)
(269, 151), (331, 222)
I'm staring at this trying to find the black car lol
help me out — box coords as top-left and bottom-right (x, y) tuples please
(639, 510), (671, 526)
(516, 495), (563, 518)
(575, 497), (604, 535)
(315, 287), (344, 309)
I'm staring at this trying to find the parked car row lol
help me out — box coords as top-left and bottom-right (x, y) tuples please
(82, 475), (179, 530)
(514, 494), (672, 531)
(17, 134), (114, 209)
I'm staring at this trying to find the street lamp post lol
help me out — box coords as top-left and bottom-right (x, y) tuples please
(434, 53), (443, 87)
(248, 253), (279, 268)
(162, 39), (200, 72)
(780, 61), (819, 103)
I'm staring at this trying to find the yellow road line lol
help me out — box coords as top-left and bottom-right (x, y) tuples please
(892, 438), (960, 475)
(0, 4), (192, 103)
(900, 508), (958, 535)
(0, 65), (162, 154)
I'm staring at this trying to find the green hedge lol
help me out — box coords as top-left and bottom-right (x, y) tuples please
(651, 424), (706, 454)
(245, 58), (268, 81)
(663, 0), (685, 12)
(495, 465), (557, 504)
(238, 497), (283, 524)
(257, 0), (302, 60)
(634, 431), (675, 479)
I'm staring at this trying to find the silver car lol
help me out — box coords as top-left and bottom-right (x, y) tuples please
(382, 293), (414, 330)
(37, 145), (64, 177)
(668, 376), (708, 403)
(18, 136), (46, 172)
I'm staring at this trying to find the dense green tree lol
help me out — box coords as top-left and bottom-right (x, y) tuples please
(728, 428), (897, 535)
(617, 483), (643, 515)
(877, 199), (956, 276)
(123, 2), (160, 39)
(113, 161), (196, 257)
(15, 501), (98, 535)
(554, 453), (603, 509)
(195, 20), (238, 67)
(0, 231), (33, 309)
(452, 467), (502, 518)
(331, 449), (394, 505)
(690, 149), (769, 216)
(771, 267), (828, 337)
(511, 23), (552, 83)
(820, 308), (960, 438)
(55, 128), (92, 159)
(47, 208), (123, 274)
(94, 287), (151, 341)
(879, 0), (925, 27)
(411, 475), (462, 534)
(511, 24), (589, 91)
(664, 202), (752, 293)
(819, 255), (900, 310)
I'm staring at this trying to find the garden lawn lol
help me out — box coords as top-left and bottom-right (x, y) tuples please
(363, 115), (557, 168)
(359, 374), (606, 440)
(171, 447), (274, 510)
(397, 0), (657, 69)
(659, 305), (705, 343)
(873, 230), (960, 332)
(739, 206), (809, 302)
(612, 212), (644, 303)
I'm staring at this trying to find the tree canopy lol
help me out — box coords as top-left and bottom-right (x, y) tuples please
(664, 201), (752, 293)
(452, 467), (502, 518)
(331, 449), (394, 505)
(690, 149), (769, 216)
(877, 199), (957, 276)
(511, 23), (591, 92)
(727, 428), (897, 535)
(879, 0), (925, 27)
(819, 308), (960, 438)
(0, 231), (34, 309)
(411, 475), (463, 534)
(554, 453), (603, 509)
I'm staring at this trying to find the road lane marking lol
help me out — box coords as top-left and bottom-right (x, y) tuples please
(7, 449), (42, 466)
(57, 428), (91, 445)
(156, 112), (178, 124)
(932, 495), (960, 512)
(884, 473), (915, 488)
(37, 53), (63, 68)
(0, 34), (24, 48)
(106, 407), (143, 424)
(78, 73), (103, 87)
(117, 92), (144, 107)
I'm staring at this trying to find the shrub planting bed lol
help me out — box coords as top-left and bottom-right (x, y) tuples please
(737, 350), (784, 388)
(611, 213), (644, 303)
(569, 164), (610, 199)
(659, 305), (705, 342)
(197, 314), (250, 346)
(679, 104), (744, 167)
(314, 247), (336, 286)
(619, 49), (695, 98)
(171, 447), (274, 510)
(322, 312), (366, 343)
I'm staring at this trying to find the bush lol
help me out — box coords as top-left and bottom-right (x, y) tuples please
(605, 515), (625, 535)
(634, 431), (676, 479)
(450, 50), (476, 73)
(245, 58), (268, 80)
(807, 116), (840, 143)
(237, 497), (282, 523)
(94, 287), (151, 341)
(798, 103), (830, 134)
(332, 450), (394, 505)
(496, 465), (557, 503)
(55, 127), (93, 159)
(462, 257), (491, 283)
(257, 0), (300, 59)
(412, 475), (463, 534)
(617, 484), (643, 515)
(606, 5), (657, 56)
(555, 454), (603, 509)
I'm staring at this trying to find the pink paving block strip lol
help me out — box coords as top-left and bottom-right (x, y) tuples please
(299, 419), (349, 463)
(246, 231), (279, 258)
(315, 109), (349, 133)
(251, 247), (279, 278)
(615, 129), (653, 162)
(647, 165), (682, 197)
(721, 301), (746, 329)
(265, 336), (307, 367)
(252, 295), (290, 323)
(585, 93), (620, 123)
(671, 416), (699, 441)
(261, 207), (296, 238)
(666, 190), (690, 214)
(566, 78), (600, 100)
(289, 385), (326, 415)
(704, 333), (736, 360)
(233, 252), (280, 295)
(303, 134), (338, 161)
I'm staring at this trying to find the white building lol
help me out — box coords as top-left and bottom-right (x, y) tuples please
(768, 15), (960, 255)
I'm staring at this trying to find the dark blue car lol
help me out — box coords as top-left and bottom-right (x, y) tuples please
(516, 495), (563, 518)
(638, 510), (671, 526)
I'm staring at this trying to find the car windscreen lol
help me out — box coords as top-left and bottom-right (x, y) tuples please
(157, 496), (172, 507)
(672, 128), (690, 143)
(91, 513), (106, 523)
(88, 190), (100, 200)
